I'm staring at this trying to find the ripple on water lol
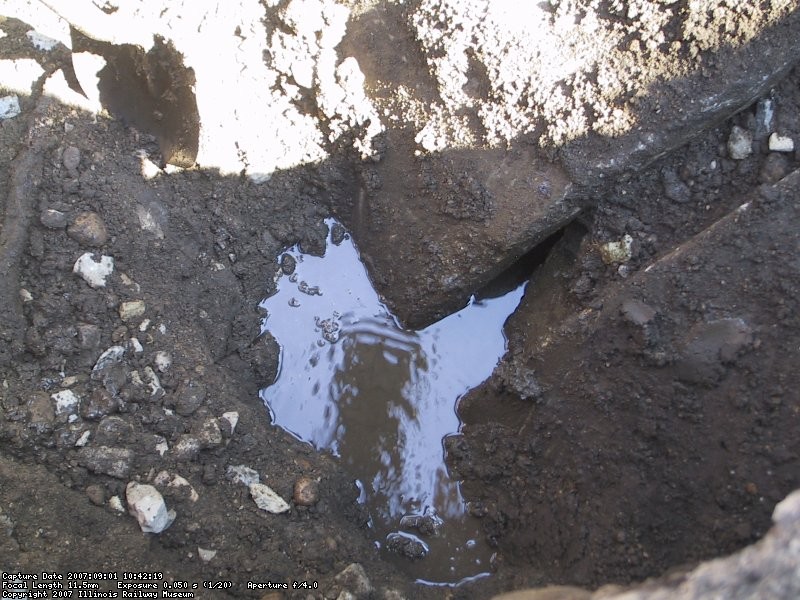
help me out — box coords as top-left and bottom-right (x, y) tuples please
(260, 218), (526, 584)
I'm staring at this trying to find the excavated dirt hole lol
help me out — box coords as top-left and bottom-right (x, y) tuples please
(259, 218), (566, 585)
(70, 30), (199, 167)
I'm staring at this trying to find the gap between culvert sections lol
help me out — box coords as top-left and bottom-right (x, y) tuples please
(256, 216), (569, 585)
(261, 219), (568, 584)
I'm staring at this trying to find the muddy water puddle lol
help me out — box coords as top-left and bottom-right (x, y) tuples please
(260, 219), (525, 584)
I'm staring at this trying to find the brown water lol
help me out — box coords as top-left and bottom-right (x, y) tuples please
(260, 219), (525, 585)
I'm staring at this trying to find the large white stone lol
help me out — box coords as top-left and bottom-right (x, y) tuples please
(226, 464), (260, 487)
(769, 132), (795, 153)
(126, 482), (175, 534)
(249, 483), (291, 514)
(51, 390), (80, 415)
(73, 253), (114, 288)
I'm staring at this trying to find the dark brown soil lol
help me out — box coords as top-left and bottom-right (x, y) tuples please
(1, 8), (799, 600)
(448, 70), (800, 590)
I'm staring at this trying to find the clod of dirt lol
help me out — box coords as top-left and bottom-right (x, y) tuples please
(759, 152), (791, 184)
(662, 169), (692, 203)
(26, 392), (55, 434)
(280, 253), (296, 275)
(386, 533), (429, 561)
(172, 381), (206, 416)
(620, 298), (657, 327)
(62, 145), (80, 174)
(676, 318), (754, 386)
(333, 563), (373, 597)
(399, 513), (443, 537)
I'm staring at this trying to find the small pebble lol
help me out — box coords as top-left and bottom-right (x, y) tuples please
(63, 146), (81, 173)
(119, 300), (146, 322)
(86, 484), (106, 506)
(293, 477), (320, 506)
(727, 125), (752, 160)
(759, 153), (790, 184)
(198, 547), (216, 562)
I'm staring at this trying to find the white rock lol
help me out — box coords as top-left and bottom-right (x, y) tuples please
(126, 482), (175, 534)
(198, 547), (217, 562)
(142, 367), (164, 400)
(92, 346), (125, 373)
(135, 204), (165, 238)
(73, 253), (114, 288)
(768, 132), (795, 153)
(138, 151), (163, 180)
(600, 234), (633, 265)
(155, 351), (172, 372)
(0, 95), (20, 120)
(109, 496), (125, 513)
(51, 390), (80, 415)
(221, 411), (239, 434)
(249, 483), (291, 514)
(129, 337), (144, 353)
(226, 465), (260, 486)
(155, 439), (169, 457)
(119, 300), (146, 321)
(139, 319), (151, 332)
(728, 125), (753, 160)
(19, 288), (33, 302)
(75, 430), (91, 447)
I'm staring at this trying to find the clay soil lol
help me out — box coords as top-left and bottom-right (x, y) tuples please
(1, 19), (800, 600)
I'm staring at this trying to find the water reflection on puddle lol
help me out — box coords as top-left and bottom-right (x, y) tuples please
(260, 219), (525, 584)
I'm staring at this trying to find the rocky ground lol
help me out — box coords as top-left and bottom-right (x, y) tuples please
(1, 1), (800, 599)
